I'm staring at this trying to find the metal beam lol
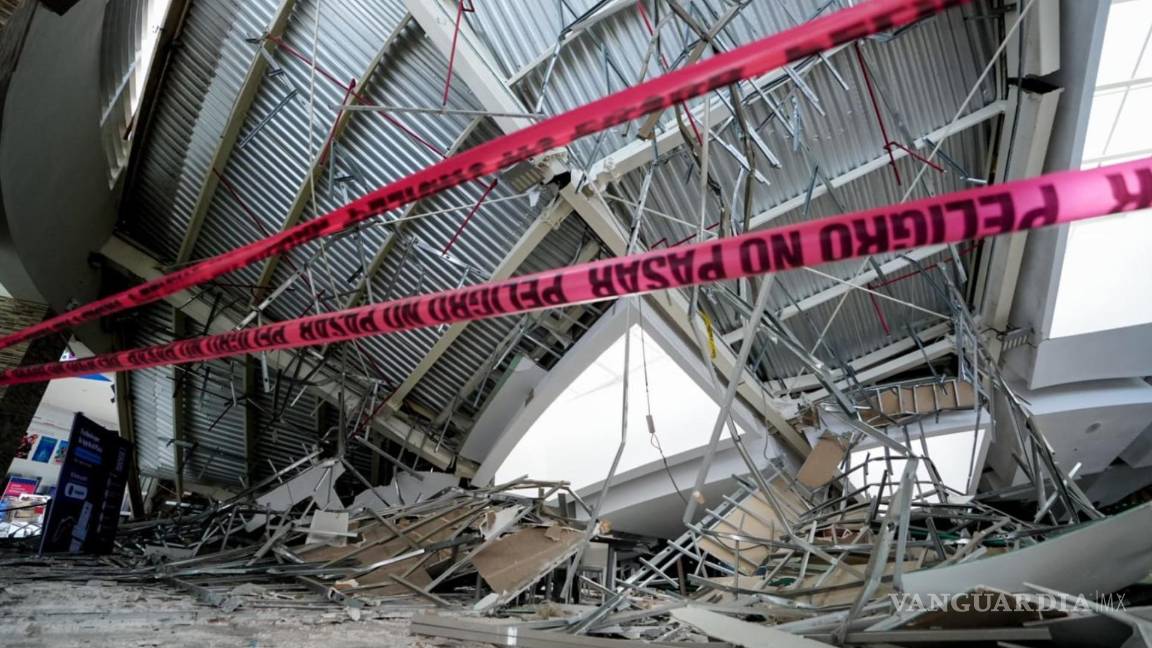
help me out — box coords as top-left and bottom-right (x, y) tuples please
(506, 0), (637, 85)
(746, 101), (1007, 231)
(99, 236), (459, 471)
(383, 199), (574, 413)
(113, 366), (147, 518)
(243, 355), (260, 480)
(254, 14), (414, 295)
(778, 245), (946, 323)
(976, 14), (1063, 350)
(171, 310), (188, 501)
(703, 104), (1004, 343)
(174, 0), (298, 264)
(800, 337), (955, 405)
(561, 182), (811, 458)
(767, 321), (952, 394)
(585, 45), (852, 189)
(342, 117), (484, 312)
(404, 0), (534, 133)
(378, 0), (568, 420)
(588, 99), (1003, 228)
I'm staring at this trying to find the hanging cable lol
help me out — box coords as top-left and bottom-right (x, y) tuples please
(637, 301), (689, 505)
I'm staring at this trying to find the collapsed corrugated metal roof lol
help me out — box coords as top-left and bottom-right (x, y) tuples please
(109, 0), (1005, 484)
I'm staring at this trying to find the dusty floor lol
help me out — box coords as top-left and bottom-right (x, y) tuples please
(0, 580), (491, 648)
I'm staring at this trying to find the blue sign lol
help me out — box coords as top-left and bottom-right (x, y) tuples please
(31, 437), (57, 463)
(39, 414), (131, 554)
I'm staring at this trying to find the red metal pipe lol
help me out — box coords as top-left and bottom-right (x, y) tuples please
(854, 42), (901, 185)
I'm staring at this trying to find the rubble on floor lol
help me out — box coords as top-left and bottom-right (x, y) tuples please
(4, 445), (1152, 647)
(0, 578), (489, 648)
(5, 346), (1152, 648)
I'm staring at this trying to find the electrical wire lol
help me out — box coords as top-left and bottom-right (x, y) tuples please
(637, 300), (689, 505)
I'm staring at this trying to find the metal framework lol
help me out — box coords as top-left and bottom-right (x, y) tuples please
(100, 0), (1052, 516)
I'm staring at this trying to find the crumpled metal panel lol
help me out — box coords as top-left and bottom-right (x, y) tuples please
(252, 379), (320, 480)
(181, 357), (248, 487)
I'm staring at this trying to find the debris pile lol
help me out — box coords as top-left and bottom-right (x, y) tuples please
(3, 348), (1152, 647)
(4, 442), (1152, 647)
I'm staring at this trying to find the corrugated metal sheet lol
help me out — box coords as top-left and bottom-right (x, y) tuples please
(252, 377), (321, 480)
(407, 214), (593, 415)
(127, 0), (258, 261)
(129, 303), (177, 481)
(116, 0), (1005, 462)
(99, 0), (145, 182)
(181, 357), (248, 487)
(0, 0), (22, 29)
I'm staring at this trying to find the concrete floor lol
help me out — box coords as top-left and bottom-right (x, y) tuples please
(0, 580), (488, 648)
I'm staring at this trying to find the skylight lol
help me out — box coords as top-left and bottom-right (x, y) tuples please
(845, 428), (986, 503)
(495, 323), (745, 492)
(1051, 0), (1152, 338)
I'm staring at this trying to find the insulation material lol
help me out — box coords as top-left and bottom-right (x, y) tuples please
(697, 482), (806, 575)
(866, 379), (976, 423)
(796, 435), (848, 489)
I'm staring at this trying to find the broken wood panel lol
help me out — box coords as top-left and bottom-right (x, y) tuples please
(472, 525), (583, 597)
(698, 482), (801, 575)
(796, 436), (848, 489)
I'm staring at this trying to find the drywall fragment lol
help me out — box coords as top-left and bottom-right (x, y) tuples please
(244, 461), (345, 532)
(904, 502), (1152, 596)
(796, 435), (847, 488)
(306, 510), (349, 547)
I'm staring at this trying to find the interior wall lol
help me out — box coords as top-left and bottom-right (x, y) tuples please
(4, 375), (117, 490)
(0, 0), (116, 349)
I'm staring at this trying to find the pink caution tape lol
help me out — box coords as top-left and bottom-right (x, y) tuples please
(0, 0), (967, 353)
(3, 159), (1151, 386)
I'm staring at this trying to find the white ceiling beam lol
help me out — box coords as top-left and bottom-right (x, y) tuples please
(385, 0), (572, 423)
(404, 0), (535, 134)
(408, 2), (815, 458)
(975, 2), (1063, 347)
(382, 199), (574, 413)
(254, 15), (414, 294)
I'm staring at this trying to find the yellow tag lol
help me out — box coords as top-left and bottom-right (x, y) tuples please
(699, 311), (717, 359)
